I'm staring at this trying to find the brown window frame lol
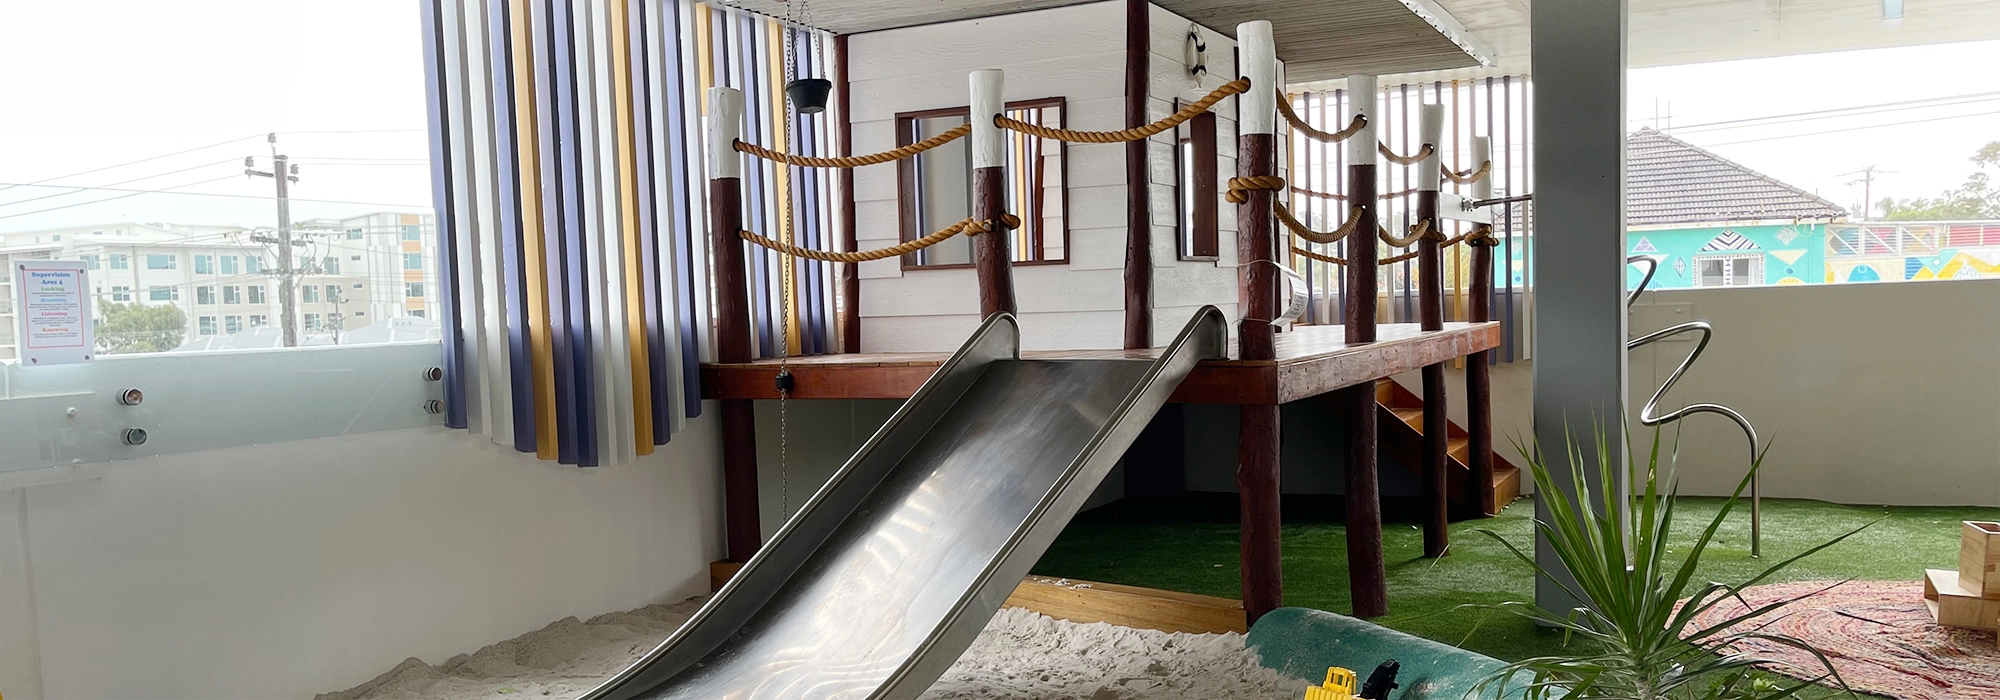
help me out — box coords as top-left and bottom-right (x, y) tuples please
(1176, 102), (1219, 261)
(895, 97), (1070, 270)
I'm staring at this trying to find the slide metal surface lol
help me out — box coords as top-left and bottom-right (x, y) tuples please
(580, 307), (1228, 700)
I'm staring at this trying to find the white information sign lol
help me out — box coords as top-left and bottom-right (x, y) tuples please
(11, 261), (93, 365)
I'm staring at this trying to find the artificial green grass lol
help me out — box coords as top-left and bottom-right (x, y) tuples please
(1031, 493), (1996, 695)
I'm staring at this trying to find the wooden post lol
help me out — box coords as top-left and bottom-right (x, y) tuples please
(970, 69), (1017, 317)
(1234, 20), (1282, 627)
(1465, 136), (1497, 515)
(1123, 0), (1152, 349)
(708, 87), (761, 562)
(1415, 104), (1449, 558)
(1343, 73), (1388, 619)
(836, 34), (860, 353)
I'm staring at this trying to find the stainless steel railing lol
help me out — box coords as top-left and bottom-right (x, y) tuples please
(1626, 256), (1762, 557)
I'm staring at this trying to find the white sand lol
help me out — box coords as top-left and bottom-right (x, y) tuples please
(317, 601), (1305, 700)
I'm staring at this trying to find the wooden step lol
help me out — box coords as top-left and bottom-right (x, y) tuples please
(1391, 407), (1423, 428)
(1925, 569), (2000, 631)
(1374, 379), (1396, 404)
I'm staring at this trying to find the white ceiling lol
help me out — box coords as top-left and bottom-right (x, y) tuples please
(726, 0), (2000, 88)
(1360, 0), (2000, 85)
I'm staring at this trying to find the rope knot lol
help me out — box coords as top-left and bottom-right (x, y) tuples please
(1225, 175), (1286, 204)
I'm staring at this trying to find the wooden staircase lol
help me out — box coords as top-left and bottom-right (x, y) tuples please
(1374, 379), (1521, 516)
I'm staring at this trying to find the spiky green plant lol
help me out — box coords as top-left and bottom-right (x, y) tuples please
(1469, 429), (1870, 700)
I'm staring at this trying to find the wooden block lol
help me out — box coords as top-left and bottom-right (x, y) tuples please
(1004, 576), (1248, 635)
(1961, 521), (2000, 598)
(1925, 569), (2000, 631)
(704, 556), (736, 592)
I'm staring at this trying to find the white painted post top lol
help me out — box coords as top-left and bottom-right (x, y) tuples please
(706, 86), (744, 180)
(971, 69), (1005, 170)
(1418, 103), (1443, 191)
(1238, 20), (1276, 136)
(1345, 74), (1376, 164)
(1472, 136), (1492, 199)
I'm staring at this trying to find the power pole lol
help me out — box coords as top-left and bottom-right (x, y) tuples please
(1841, 165), (1894, 220)
(245, 133), (301, 347)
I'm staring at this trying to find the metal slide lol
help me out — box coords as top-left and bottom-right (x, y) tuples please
(580, 306), (1229, 700)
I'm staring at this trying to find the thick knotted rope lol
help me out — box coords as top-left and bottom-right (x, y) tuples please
(1378, 142), (1435, 166)
(1278, 204), (1362, 244)
(996, 78), (1249, 143)
(1444, 160), (1492, 185)
(1277, 95), (1367, 143)
(1288, 185), (1417, 201)
(735, 123), (971, 168)
(740, 213), (1020, 263)
(1293, 225), (1493, 267)
(1378, 219), (1435, 247)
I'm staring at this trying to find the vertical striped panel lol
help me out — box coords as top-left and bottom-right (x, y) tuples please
(422, 0), (830, 463)
(418, 0), (469, 430)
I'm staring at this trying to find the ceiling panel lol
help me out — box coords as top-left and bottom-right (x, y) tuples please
(713, 0), (1490, 83)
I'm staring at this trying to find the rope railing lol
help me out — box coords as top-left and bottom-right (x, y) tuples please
(1277, 94), (1366, 143)
(1378, 142), (1434, 166)
(734, 123), (971, 168)
(1290, 224), (1492, 267)
(1443, 160), (1492, 185)
(1277, 204), (1361, 244)
(739, 213), (1020, 263)
(996, 77), (1249, 143)
(1378, 219), (1433, 247)
(1288, 185), (1418, 201)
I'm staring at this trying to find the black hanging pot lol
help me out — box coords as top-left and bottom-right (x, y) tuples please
(786, 77), (833, 115)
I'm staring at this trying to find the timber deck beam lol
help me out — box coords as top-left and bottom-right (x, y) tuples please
(702, 322), (1499, 405)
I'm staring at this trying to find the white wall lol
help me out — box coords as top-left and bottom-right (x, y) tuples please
(848, 1), (1243, 352)
(1626, 281), (2000, 507)
(0, 417), (723, 700)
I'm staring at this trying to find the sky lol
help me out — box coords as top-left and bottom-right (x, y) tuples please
(0, 2), (1995, 233)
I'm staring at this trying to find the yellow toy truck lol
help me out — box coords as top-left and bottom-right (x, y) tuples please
(1304, 667), (1358, 700)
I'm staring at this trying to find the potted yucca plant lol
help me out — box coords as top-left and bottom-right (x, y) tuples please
(1470, 430), (1868, 700)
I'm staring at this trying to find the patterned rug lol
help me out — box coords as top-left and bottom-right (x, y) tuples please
(1685, 580), (2000, 700)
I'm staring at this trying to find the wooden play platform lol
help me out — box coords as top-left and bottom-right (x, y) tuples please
(704, 322), (1499, 404)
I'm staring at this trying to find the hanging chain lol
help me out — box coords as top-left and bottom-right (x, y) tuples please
(774, 15), (799, 522)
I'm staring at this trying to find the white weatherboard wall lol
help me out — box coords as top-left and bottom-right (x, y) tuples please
(0, 419), (723, 700)
(849, 1), (1243, 351)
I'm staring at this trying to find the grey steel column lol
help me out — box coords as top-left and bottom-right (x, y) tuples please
(1530, 0), (1628, 616)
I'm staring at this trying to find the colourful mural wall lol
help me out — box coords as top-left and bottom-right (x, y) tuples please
(1624, 222), (1828, 289)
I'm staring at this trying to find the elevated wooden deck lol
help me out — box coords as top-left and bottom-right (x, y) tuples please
(703, 322), (1499, 405)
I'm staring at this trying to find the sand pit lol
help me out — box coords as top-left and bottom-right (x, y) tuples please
(318, 601), (1305, 700)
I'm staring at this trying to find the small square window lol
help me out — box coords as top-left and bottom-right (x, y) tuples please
(225, 315), (243, 333)
(148, 286), (177, 301)
(322, 256), (340, 275)
(110, 254), (129, 270)
(303, 286), (319, 303)
(223, 286), (241, 304)
(248, 285), (266, 304)
(110, 285), (131, 301)
(249, 314), (267, 326)
(403, 253), (423, 270)
(400, 225), (422, 241)
(405, 282), (425, 298)
(346, 228), (364, 240)
(194, 255), (213, 274)
(83, 254), (100, 270)
(304, 313), (322, 331)
(196, 286), (215, 305)
(198, 316), (217, 335)
(245, 256), (262, 274)
(220, 256), (239, 274)
(145, 254), (176, 270)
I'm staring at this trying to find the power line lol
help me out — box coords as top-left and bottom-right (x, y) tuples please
(0, 175), (243, 221)
(0, 180), (428, 210)
(1672, 95), (2000, 134)
(0, 133), (262, 194)
(0, 158), (239, 210)
(1698, 108), (2000, 148)
(1650, 90), (2000, 131)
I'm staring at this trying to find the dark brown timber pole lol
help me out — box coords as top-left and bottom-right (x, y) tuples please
(970, 70), (1017, 317)
(708, 87), (761, 562)
(1415, 104), (1450, 559)
(1343, 74), (1388, 619)
(1466, 136), (1497, 515)
(1234, 20), (1282, 627)
(836, 34), (861, 353)
(1123, 0), (1152, 349)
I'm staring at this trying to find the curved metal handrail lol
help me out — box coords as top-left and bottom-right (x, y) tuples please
(1626, 256), (1762, 557)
